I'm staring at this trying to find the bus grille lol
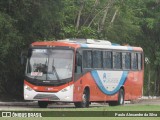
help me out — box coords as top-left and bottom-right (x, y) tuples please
(33, 94), (60, 100)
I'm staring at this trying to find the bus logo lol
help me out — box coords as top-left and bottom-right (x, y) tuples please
(103, 73), (107, 82)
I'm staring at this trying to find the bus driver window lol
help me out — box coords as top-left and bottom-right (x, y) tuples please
(76, 52), (82, 74)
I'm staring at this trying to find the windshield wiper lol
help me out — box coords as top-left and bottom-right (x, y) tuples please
(52, 65), (60, 81)
(52, 59), (60, 81)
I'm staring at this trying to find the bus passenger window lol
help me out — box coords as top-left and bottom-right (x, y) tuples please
(93, 51), (102, 68)
(124, 52), (131, 69)
(103, 51), (112, 69)
(138, 53), (142, 70)
(113, 52), (122, 69)
(83, 50), (92, 68)
(132, 53), (138, 70)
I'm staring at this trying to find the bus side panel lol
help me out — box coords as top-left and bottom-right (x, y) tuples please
(123, 71), (134, 100)
(131, 71), (144, 99)
(73, 72), (119, 102)
(131, 48), (144, 99)
(73, 70), (143, 102)
(124, 70), (144, 100)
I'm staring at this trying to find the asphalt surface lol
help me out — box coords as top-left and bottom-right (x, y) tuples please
(0, 102), (109, 110)
(0, 97), (160, 110)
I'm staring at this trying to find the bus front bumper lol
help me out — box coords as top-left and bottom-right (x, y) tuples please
(24, 84), (73, 102)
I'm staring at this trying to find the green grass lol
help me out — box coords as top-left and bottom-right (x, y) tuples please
(0, 117), (160, 120)
(0, 105), (160, 120)
(27, 105), (160, 111)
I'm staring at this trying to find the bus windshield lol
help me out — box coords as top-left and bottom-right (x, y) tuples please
(26, 49), (74, 81)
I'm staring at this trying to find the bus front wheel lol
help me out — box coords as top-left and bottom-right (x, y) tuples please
(38, 101), (48, 108)
(74, 89), (90, 108)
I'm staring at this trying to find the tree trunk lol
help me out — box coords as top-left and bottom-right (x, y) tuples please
(83, 0), (99, 26)
(147, 63), (151, 96)
(110, 8), (119, 24)
(155, 66), (160, 96)
(88, 7), (104, 27)
(98, 0), (114, 33)
(154, 70), (157, 96)
(157, 66), (160, 95)
(76, 1), (84, 30)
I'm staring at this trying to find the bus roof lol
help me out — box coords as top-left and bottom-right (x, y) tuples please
(31, 39), (143, 51)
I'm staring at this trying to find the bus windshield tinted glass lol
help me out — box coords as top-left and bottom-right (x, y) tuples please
(26, 49), (73, 80)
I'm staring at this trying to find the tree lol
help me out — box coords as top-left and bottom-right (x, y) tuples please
(0, 12), (23, 97)
(139, 0), (160, 95)
(0, 0), (160, 99)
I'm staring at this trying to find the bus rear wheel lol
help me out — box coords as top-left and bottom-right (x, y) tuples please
(74, 89), (90, 108)
(118, 89), (124, 105)
(108, 89), (124, 106)
(38, 101), (48, 108)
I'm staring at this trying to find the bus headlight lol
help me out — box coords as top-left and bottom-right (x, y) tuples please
(24, 84), (33, 91)
(61, 86), (70, 92)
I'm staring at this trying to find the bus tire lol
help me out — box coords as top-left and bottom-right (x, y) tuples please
(117, 88), (124, 105)
(38, 101), (48, 108)
(74, 89), (90, 108)
(108, 101), (117, 106)
(74, 102), (81, 108)
(108, 88), (124, 106)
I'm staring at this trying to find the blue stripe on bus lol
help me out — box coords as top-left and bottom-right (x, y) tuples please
(128, 46), (133, 50)
(112, 43), (120, 46)
(80, 44), (88, 47)
(91, 70), (128, 95)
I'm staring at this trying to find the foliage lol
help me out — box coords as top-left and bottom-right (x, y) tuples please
(0, 12), (23, 96)
(0, 0), (160, 99)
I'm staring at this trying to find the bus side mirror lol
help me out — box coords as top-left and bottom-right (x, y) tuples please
(20, 52), (27, 65)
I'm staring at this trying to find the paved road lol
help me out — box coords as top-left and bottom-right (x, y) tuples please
(0, 102), (109, 110)
(0, 98), (160, 110)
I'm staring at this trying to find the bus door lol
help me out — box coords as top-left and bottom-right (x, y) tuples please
(74, 50), (83, 101)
